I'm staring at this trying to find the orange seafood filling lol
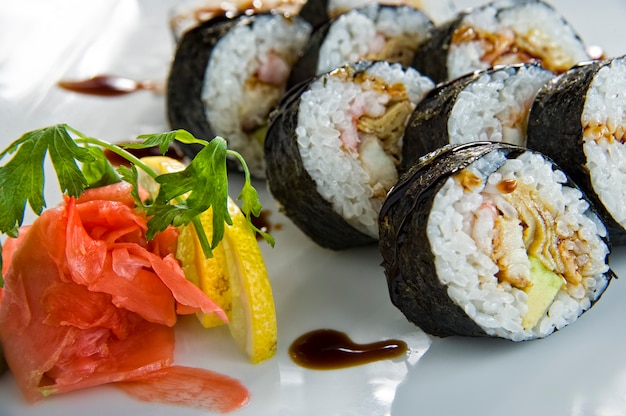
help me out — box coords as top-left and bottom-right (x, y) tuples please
(451, 25), (577, 74)
(456, 170), (589, 290)
(332, 68), (415, 198)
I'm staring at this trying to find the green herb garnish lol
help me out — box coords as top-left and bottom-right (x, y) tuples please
(0, 124), (274, 287)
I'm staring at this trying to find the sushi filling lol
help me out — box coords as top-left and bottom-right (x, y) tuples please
(296, 62), (434, 237)
(447, 1), (588, 81)
(447, 65), (553, 146)
(582, 57), (626, 228)
(327, 0), (456, 24)
(202, 14), (311, 176)
(316, 5), (433, 74)
(427, 150), (610, 340)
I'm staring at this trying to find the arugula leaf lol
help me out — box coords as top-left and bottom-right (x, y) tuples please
(238, 181), (274, 246)
(117, 164), (144, 209)
(82, 146), (120, 188)
(147, 138), (232, 249)
(47, 126), (95, 195)
(0, 125), (92, 236)
(129, 130), (207, 155)
(229, 150), (275, 247)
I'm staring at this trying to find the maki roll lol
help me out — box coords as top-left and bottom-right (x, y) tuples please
(379, 142), (613, 341)
(402, 63), (554, 170)
(265, 60), (434, 249)
(527, 55), (626, 245)
(412, 0), (590, 84)
(169, 0), (305, 40)
(288, 3), (434, 89)
(167, 12), (312, 177)
(298, 0), (456, 29)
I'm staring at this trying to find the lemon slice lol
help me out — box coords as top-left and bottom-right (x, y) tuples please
(178, 207), (232, 329)
(139, 156), (277, 363)
(221, 200), (277, 363)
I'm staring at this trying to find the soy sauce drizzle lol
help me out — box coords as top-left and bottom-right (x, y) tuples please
(289, 329), (408, 370)
(104, 143), (185, 166)
(58, 75), (161, 96)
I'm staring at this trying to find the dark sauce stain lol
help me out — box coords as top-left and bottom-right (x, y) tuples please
(251, 209), (283, 239)
(104, 143), (186, 167)
(251, 209), (272, 235)
(58, 75), (161, 96)
(289, 329), (408, 370)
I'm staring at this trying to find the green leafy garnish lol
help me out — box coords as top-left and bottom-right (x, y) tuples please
(0, 124), (274, 286)
(0, 125), (93, 237)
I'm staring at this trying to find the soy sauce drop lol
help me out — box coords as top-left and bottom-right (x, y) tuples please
(289, 329), (407, 370)
(58, 75), (160, 96)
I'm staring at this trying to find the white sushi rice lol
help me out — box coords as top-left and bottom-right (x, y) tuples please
(427, 150), (610, 341)
(447, 0), (589, 81)
(317, 4), (433, 75)
(296, 62), (434, 238)
(202, 14), (311, 177)
(448, 64), (554, 146)
(582, 57), (626, 228)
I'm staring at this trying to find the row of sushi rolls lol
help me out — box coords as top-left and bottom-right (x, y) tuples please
(167, 0), (624, 342)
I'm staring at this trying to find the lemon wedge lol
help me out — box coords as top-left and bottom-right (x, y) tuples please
(139, 156), (277, 363)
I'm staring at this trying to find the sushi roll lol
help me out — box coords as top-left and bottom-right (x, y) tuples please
(265, 60), (434, 250)
(166, 12), (312, 177)
(412, 0), (590, 84)
(527, 55), (626, 245)
(169, 0), (305, 40)
(287, 3), (434, 89)
(379, 142), (614, 341)
(298, 0), (456, 29)
(402, 63), (554, 171)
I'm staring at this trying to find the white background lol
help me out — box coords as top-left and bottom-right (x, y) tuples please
(1, 1), (626, 415)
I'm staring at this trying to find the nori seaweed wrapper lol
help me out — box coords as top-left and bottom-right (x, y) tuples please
(298, 0), (331, 31)
(378, 141), (615, 339)
(526, 58), (626, 245)
(264, 63), (378, 250)
(410, 11), (464, 84)
(400, 68), (482, 172)
(285, 17), (332, 91)
(167, 14), (245, 158)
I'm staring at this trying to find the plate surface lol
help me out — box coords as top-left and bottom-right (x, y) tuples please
(1, 1), (626, 415)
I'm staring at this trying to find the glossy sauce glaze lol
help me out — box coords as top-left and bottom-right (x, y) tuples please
(289, 329), (407, 370)
(58, 75), (161, 96)
(104, 143), (186, 166)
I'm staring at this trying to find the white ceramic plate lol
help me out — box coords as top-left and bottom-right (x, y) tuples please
(1, 1), (626, 415)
